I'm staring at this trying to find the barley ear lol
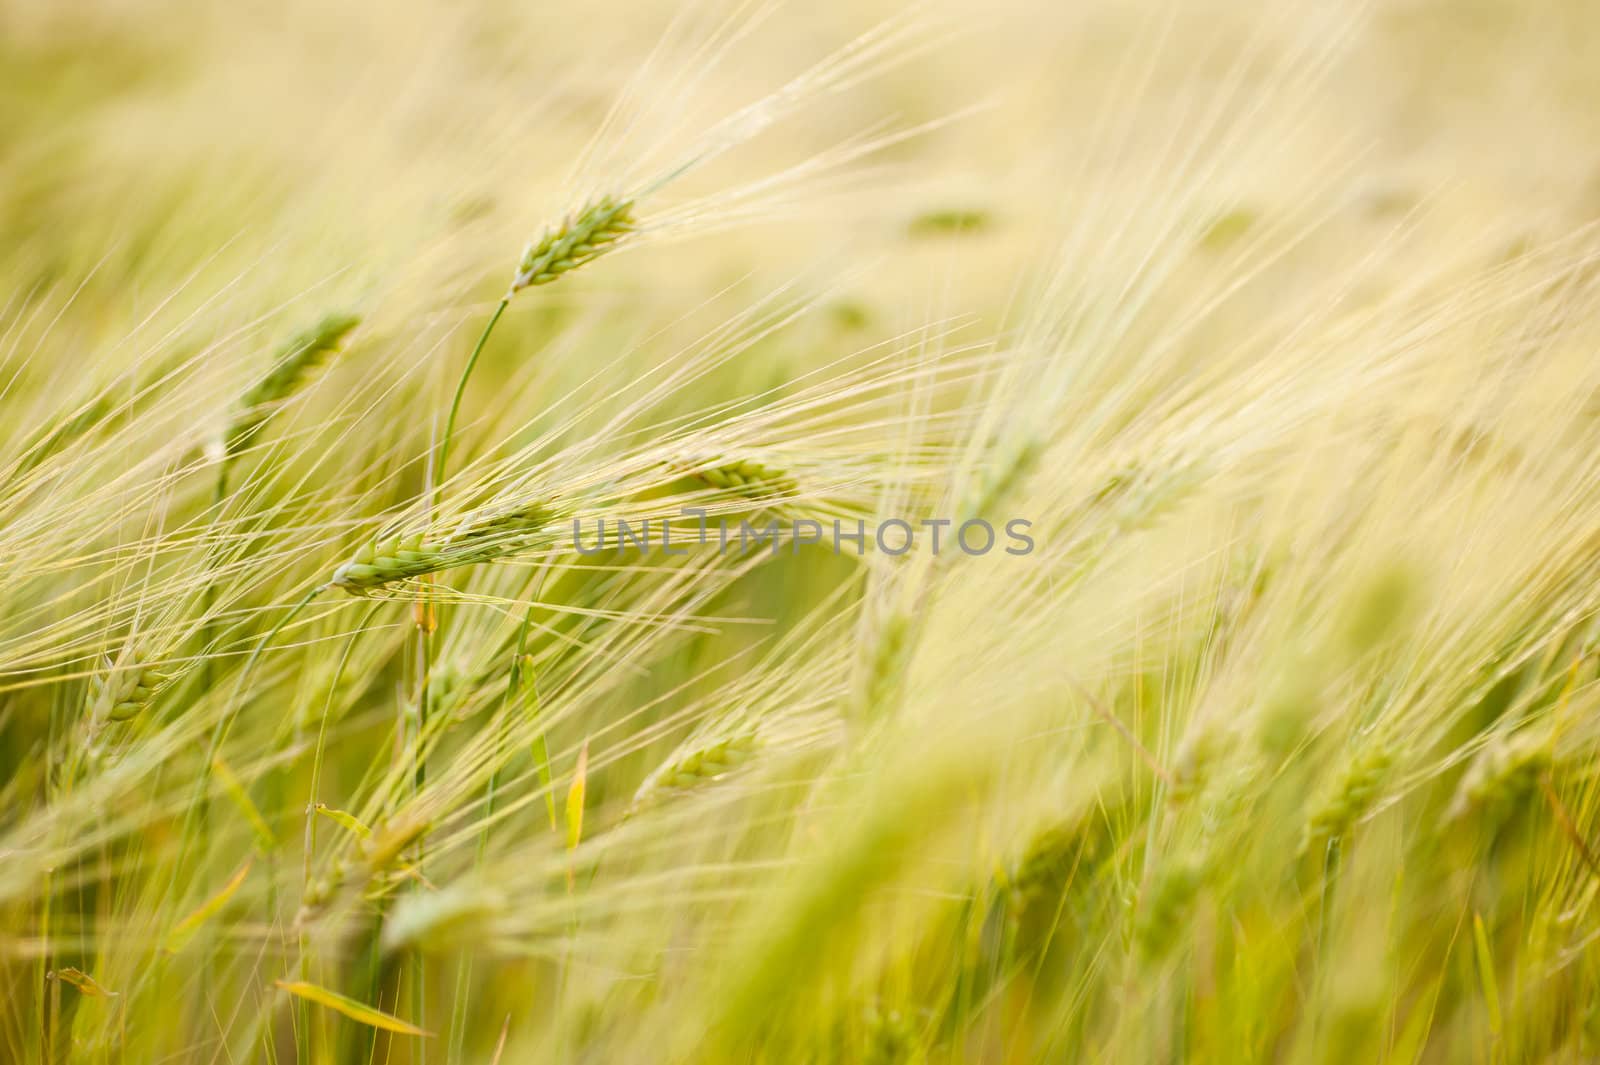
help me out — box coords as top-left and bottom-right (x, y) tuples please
(631, 730), (763, 811)
(88, 657), (173, 727)
(1449, 731), (1553, 824)
(689, 456), (800, 507)
(224, 314), (360, 457)
(509, 195), (636, 294)
(1134, 855), (1204, 961)
(1299, 742), (1394, 859)
(329, 500), (560, 594)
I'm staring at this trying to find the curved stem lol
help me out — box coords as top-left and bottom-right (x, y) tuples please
(434, 297), (508, 494)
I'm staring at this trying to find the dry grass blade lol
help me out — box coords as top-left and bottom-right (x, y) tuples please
(165, 861), (251, 954)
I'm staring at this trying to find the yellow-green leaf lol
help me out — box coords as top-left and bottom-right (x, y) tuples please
(274, 979), (431, 1037)
(165, 860), (251, 954)
(314, 802), (372, 839)
(51, 967), (118, 998)
(566, 741), (588, 852)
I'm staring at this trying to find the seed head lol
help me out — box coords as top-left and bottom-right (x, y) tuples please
(1005, 817), (1094, 911)
(1300, 742), (1393, 858)
(694, 457), (798, 501)
(510, 196), (636, 293)
(632, 730), (762, 810)
(330, 500), (560, 594)
(88, 655), (172, 727)
(1134, 856), (1204, 960)
(1449, 731), (1551, 823)
(226, 314), (360, 457)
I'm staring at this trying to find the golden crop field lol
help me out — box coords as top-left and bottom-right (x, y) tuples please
(2, 0), (1599, 1061)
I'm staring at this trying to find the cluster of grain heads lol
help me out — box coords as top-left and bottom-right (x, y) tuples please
(693, 456), (799, 502)
(1299, 741), (1394, 861)
(223, 314), (360, 458)
(330, 499), (562, 594)
(1133, 855), (1205, 961)
(1448, 729), (1553, 825)
(630, 729), (763, 811)
(509, 195), (636, 294)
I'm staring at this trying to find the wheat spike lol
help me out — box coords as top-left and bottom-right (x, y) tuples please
(632, 730), (762, 809)
(1166, 728), (1219, 806)
(297, 812), (431, 925)
(1004, 816), (1100, 911)
(856, 612), (911, 718)
(510, 195), (636, 293)
(1300, 742), (1394, 858)
(224, 314), (360, 457)
(87, 656), (173, 726)
(330, 499), (561, 594)
(1449, 731), (1552, 823)
(1134, 856), (1203, 960)
(958, 438), (1040, 523)
(694, 457), (798, 501)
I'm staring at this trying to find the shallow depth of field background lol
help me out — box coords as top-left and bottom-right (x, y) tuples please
(3, 1), (1600, 1062)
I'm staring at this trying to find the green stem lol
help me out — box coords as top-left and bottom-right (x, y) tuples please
(434, 297), (508, 494)
(416, 293), (511, 818)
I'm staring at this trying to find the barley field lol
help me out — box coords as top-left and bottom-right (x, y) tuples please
(3, 0), (1600, 1062)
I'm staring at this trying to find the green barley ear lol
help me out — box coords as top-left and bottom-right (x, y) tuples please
(1002, 812), (1111, 915)
(694, 457), (798, 501)
(76, 650), (176, 780)
(509, 195), (636, 293)
(1448, 730), (1552, 824)
(856, 611), (911, 719)
(87, 654), (173, 728)
(631, 729), (762, 811)
(329, 499), (562, 594)
(860, 1004), (916, 1065)
(958, 438), (1040, 523)
(1167, 728), (1219, 805)
(225, 313), (360, 457)
(1300, 742), (1393, 859)
(297, 811), (432, 926)
(1134, 855), (1204, 961)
